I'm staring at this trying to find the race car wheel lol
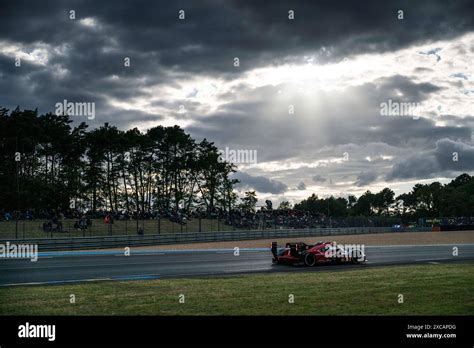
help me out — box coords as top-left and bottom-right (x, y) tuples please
(304, 253), (316, 267)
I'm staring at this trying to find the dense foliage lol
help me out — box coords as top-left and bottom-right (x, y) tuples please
(0, 107), (237, 214)
(294, 174), (474, 219)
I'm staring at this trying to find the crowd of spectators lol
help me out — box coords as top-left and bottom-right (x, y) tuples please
(224, 209), (324, 229)
(439, 217), (474, 226)
(1, 208), (472, 233)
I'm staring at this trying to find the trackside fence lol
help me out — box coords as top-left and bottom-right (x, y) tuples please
(0, 226), (432, 251)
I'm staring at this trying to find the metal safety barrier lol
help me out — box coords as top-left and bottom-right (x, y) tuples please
(0, 226), (433, 252)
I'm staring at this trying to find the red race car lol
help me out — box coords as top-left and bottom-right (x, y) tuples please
(271, 241), (366, 267)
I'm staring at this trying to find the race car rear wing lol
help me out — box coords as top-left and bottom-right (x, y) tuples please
(271, 241), (278, 258)
(272, 241), (303, 256)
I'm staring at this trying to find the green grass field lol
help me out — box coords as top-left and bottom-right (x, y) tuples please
(0, 263), (472, 315)
(0, 218), (235, 239)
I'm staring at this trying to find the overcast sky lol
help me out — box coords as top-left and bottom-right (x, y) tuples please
(1, 0), (473, 206)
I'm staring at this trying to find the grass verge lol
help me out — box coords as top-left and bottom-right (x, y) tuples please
(0, 263), (472, 315)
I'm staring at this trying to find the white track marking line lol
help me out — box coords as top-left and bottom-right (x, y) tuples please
(0, 278), (112, 287)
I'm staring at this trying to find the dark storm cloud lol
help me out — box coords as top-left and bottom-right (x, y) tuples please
(233, 172), (288, 194)
(312, 175), (327, 183)
(1, 0), (473, 120)
(0, 47), (163, 128)
(0, 53), (114, 117)
(93, 107), (164, 129)
(414, 67), (434, 73)
(2, 0), (474, 75)
(296, 182), (306, 190)
(355, 171), (378, 187)
(386, 139), (474, 181)
(435, 139), (474, 170)
(90, 0), (474, 72)
(233, 0), (474, 61)
(375, 75), (442, 101)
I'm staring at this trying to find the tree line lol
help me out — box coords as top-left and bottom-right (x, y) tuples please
(289, 173), (473, 220)
(0, 107), (238, 215)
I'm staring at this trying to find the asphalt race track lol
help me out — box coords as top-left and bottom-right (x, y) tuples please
(1, 244), (474, 286)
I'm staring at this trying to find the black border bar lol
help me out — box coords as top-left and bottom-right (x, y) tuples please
(0, 316), (472, 346)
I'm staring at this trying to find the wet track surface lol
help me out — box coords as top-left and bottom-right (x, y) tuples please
(1, 244), (474, 286)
